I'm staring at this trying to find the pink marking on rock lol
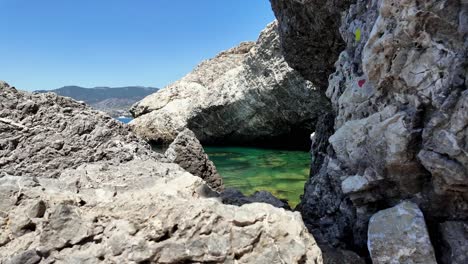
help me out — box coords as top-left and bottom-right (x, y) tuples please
(358, 79), (366, 88)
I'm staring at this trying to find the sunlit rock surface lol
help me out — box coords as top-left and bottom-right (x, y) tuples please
(0, 82), (323, 263)
(131, 22), (329, 148)
(164, 128), (224, 191)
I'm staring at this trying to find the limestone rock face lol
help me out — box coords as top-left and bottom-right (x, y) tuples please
(131, 22), (329, 148)
(271, 0), (468, 259)
(0, 82), (323, 263)
(165, 128), (224, 192)
(0, 172), (323, 263)
(0, 81), (160, 178)
(368, 202), (437, 264)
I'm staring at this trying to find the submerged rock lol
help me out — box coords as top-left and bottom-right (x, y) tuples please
(165, 128), (224, 192)
(0, 81), (159, 178)
(368, 202), (437, 264)
(131, 22), (329, 148)
(0, 82), (323, 263)
(220, 188), (290, 210)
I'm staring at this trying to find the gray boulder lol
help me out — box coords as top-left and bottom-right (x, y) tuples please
(368, 202), (437, 264)
(165, 128), (224, 191)
(220, 188), (290, 210)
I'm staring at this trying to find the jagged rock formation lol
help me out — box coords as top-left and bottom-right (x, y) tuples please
(131, 22), (329, 149)
(367, 202), (437, 264)
(0, 82), (323, 263)
(0, 82), (160, 178)
(270, 0), (468, 261)
(164, 128), (224, 191)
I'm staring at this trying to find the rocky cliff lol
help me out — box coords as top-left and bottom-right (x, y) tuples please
(271, 0), (467, 262)
(0, 81), (323, 263)
(131, 22), (329, 149)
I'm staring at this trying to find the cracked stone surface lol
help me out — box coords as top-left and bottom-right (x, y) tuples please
(0, 82), (323, 263)
(271, 0), (468, 261)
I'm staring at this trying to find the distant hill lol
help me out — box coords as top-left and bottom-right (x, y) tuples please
(36, 86), (158, 117)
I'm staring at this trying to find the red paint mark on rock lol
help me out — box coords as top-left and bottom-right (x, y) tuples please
(358, 79), (366, 88)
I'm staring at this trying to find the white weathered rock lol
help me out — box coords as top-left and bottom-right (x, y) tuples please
(130, 22), (328, 147)
(0, 172), (323, 263)
(367, 201), (437, 264)
(0, 82), (323, 263)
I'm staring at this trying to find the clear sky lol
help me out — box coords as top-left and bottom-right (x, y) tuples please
(0, 0), (275, 91)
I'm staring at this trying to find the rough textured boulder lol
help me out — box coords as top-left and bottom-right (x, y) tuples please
(131, 22), (329, 148)
(0, 81), (160, 178)
(165, 128), (224, 191)
(0, 82), (323, 263)
(271, 0), (468, 260)
(367, 202), (437, 264)
(0, 171), (323, 263)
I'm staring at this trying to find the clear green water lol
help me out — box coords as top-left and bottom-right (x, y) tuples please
(205, 146), (310, 207)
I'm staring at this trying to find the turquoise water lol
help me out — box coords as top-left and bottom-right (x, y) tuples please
(117, 117), (133, 124)
(114, 117), (310, 207)
(205, 146), (310, 207)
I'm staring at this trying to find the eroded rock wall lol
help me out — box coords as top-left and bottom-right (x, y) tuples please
(131, 22), (329, 149)
(271, 0), (468, 259)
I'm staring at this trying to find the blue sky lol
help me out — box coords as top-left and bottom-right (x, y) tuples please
(0, 0), (275, 91)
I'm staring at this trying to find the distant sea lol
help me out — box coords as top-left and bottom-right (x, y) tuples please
(117, 117), (133, 124)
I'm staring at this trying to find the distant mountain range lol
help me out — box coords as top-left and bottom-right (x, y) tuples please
(36, 86), (158, 117)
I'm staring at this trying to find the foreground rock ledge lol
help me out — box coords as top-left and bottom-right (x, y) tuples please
(0, 82), (323, 263)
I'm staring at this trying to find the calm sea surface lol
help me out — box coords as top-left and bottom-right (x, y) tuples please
(205, 146), (309, 207)
(115, 118), (309, 207)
